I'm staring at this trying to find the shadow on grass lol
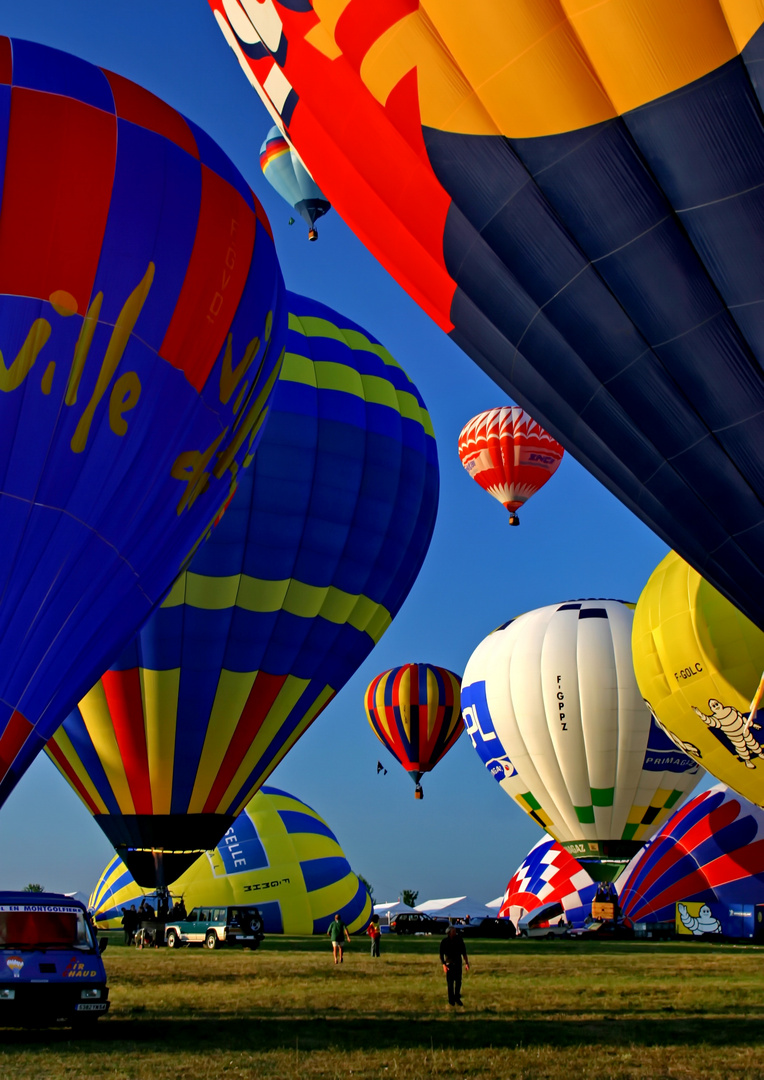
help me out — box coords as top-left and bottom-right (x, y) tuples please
(4, 1014), (764, 1054)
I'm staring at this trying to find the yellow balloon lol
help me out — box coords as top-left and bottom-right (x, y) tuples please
(632, 551), (764, 806)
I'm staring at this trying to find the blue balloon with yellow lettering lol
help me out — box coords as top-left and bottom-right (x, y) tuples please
(0, 38), (285, 807)
(47, 292), (438, 885)
(89, 785), (372, 935)
(209, 0), (764, 632)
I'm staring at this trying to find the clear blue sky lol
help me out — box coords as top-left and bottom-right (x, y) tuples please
(0, 2), (695, 904)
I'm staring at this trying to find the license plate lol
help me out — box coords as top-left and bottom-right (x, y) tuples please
(75, 1003), (108, 1012)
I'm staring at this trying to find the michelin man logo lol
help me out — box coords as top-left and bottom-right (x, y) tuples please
(461, 680), (516, 783)
(678, 902), (722, 936)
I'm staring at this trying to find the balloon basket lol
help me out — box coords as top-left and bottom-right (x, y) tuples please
(414, 784), (424, 800)
(308, 228), (318, 241)
(508, 513), (520, 526)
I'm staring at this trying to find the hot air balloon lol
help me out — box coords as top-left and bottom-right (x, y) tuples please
(499, 836), (596, 931)
(458, 407), (564, 526)
(260, 126), (330, 240)
(364, 664), (463, 799)
(632, 551), (764, 807)
(89, 785), (372, 935)
(619, 785), (764, 929)
(0, 37), (285, 807)
(461, 600), (703, 880)
(46, 292), (438, 885)
(208, 0), (764, 633)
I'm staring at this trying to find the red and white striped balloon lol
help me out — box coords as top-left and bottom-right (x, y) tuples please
(458, 407), (564, 525)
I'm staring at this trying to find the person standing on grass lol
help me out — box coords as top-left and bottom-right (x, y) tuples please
(328, 912), (350, 964)
(367, 914), (381, 958)
(439, 925), (469, 1006)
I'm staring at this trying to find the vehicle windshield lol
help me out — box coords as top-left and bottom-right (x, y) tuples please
(0, 905), (96, 950)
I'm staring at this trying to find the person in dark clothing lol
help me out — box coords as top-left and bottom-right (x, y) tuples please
(439, 926), (469, 1006)
(121, 905), (137, 946)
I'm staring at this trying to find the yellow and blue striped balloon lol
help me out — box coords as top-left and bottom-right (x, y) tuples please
(48, 292), (438, 885)
(89, 785), (372, 935)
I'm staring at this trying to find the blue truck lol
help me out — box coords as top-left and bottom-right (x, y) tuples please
(0, 891), (109, 1026)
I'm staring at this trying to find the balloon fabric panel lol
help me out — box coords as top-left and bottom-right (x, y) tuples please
(47, 293), (438, 884)
(209, 0), (764, 633)
(0, 38), (286, 806)
(619, 785), (764, 925)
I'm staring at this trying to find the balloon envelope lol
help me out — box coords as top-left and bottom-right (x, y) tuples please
(462, 599), (703, 879)
(458, 406), (564, 523)
(499, 836), (596, 931)
(208, 0), (764, 633)
(632, 551), (764, 807)
(364, 663), (463, 795)
(47, 292), (438, 884)
(89, 785), (372, 935)
(0, 37), (285, 806)
(619, 784), (764, 926)
(260, 125), (330, 238)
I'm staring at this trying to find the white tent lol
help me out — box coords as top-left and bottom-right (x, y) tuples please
(485, 896), (504, 910)
(372, 900), (408, 926)
(414, 896), (494, 921)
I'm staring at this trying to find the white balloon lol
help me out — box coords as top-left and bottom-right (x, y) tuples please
(461, 600), (702, 870)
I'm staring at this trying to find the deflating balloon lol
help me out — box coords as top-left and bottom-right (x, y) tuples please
(208, 0), (764, 633)
(47, 292), (438, 884)
(499, 836), (596, 931)
(260, 126), (330, 240)
(0, 37), (285, 806)
(462, 599), (703, 880)
(364, 663), (463, 798)
(458, 407), (564, 525)
(89, 785), (372, 935)
(632, 551), (764, 807)
(619, 784), (764, 927)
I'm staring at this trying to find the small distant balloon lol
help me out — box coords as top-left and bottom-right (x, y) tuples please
(365, 664), (463, 798)
(458, 407), (564, 525)
(260, 126), (330, 241)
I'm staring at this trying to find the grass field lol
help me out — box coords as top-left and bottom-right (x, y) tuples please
(2, 933), (764, 1079)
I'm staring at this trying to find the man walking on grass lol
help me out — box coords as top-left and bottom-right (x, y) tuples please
(439, 925), (469, 1006)
(328, 912), (350, 964)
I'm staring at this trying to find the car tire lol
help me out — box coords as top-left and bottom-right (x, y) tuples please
(166, 929), (179, 949)
(204, 930), (219, 950)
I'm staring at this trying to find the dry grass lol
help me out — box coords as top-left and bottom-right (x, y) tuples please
(2, 934), (764, 1079)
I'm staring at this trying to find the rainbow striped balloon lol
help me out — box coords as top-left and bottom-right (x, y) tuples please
(365, 663), (463, 798)
(89, 785), (372, 935)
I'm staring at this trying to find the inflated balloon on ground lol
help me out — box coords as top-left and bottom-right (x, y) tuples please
(632, 551), (764, 807)
(0, 37), (285, 808)
(47, 293), (438, 884)
(89, 786), (372, 935)
(619, 785), (764, 927)
(499, 836), (596, 931)
(462, 599), (702, 880)
(208, 0), (764, 634)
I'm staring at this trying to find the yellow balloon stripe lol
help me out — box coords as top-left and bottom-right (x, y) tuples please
(140, 667), (179, 817)
(356, 0), (747, 139)
(160, 571), (392, 642)
(290, 833), (343, 863)
(187, 668), (261, 813)
(78, 682), (135, 815)
(48, 728), (109, 816)
(287, 312), (405, 371)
